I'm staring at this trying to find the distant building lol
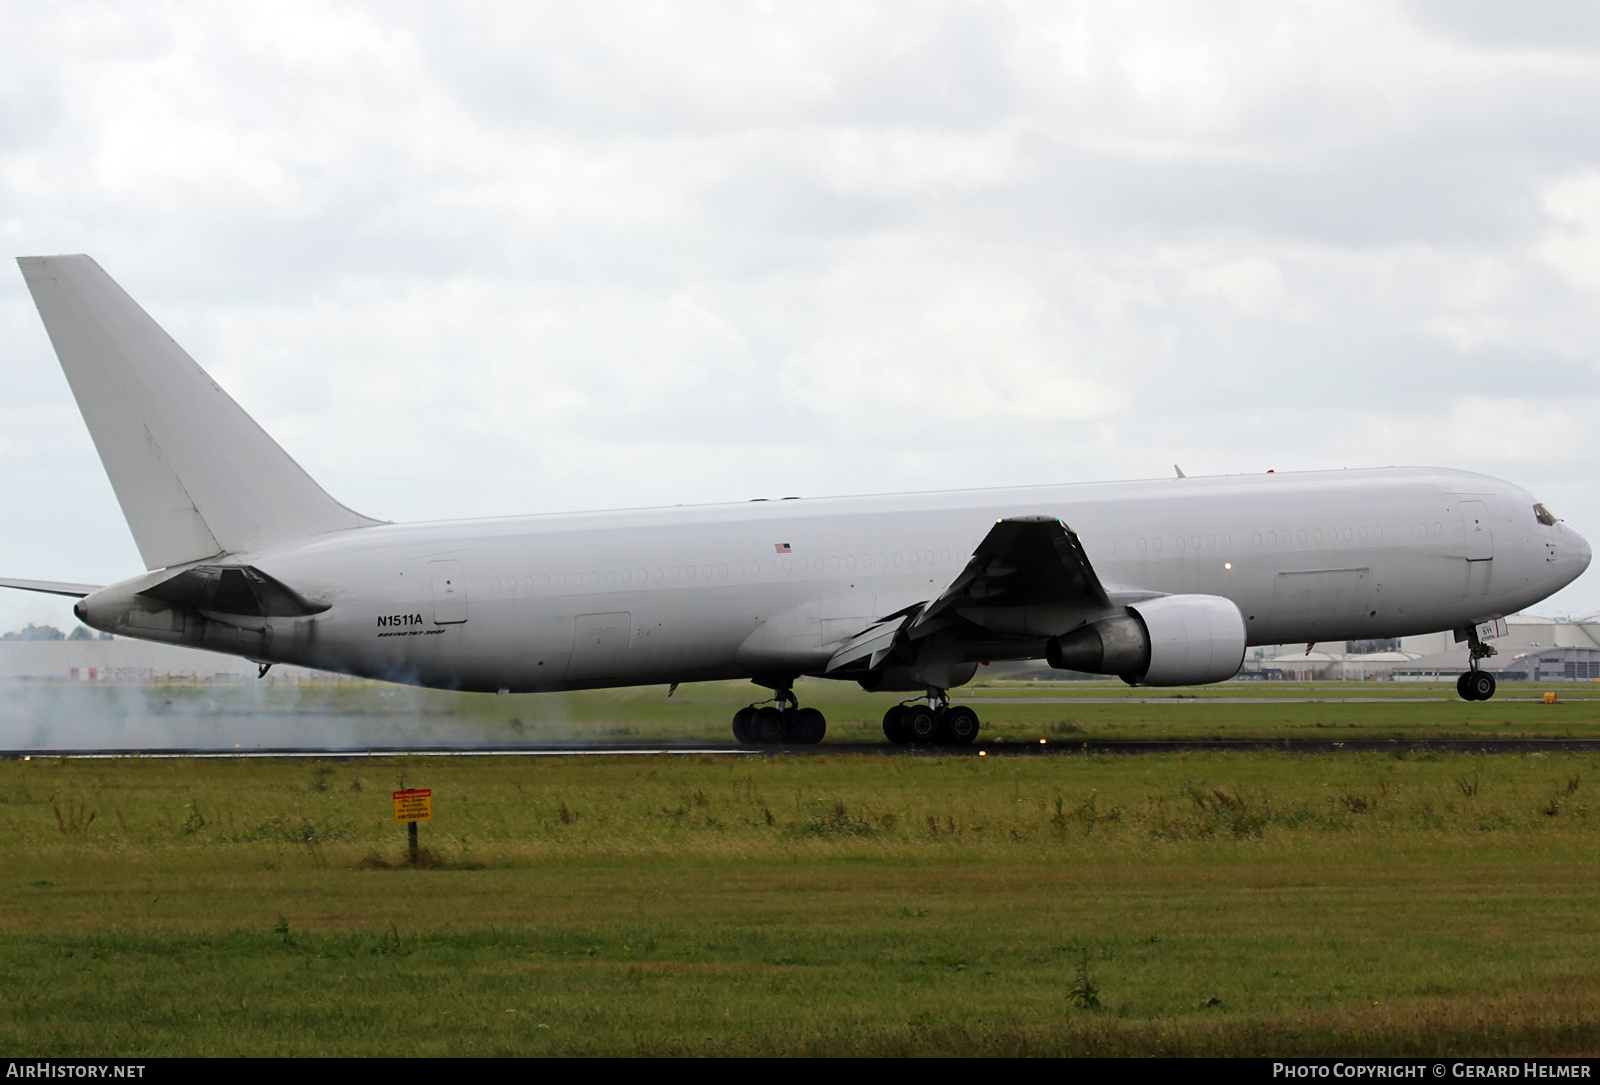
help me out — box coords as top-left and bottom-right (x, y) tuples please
(1241, 613), (1600, 682)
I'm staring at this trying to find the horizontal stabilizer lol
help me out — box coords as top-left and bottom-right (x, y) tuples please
(0, 577), (103, 598)
(17, 255), (385, 570)
(139, 565), (330, 617)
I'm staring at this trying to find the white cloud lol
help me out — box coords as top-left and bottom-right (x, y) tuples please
(1, 0), (1599, 630)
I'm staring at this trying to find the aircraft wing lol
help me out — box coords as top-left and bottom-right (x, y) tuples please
(0, 577), (102, 598)
(825, 517), (1117, 676)
(909, 516), (1111, 638)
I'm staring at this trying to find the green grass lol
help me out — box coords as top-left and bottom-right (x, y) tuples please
(5, 745), (1600, 1055)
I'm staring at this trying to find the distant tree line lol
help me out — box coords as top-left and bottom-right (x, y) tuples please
(0, 624), (112, 641)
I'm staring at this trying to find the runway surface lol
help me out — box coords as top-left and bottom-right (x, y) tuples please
(8, 737), (1600, 758)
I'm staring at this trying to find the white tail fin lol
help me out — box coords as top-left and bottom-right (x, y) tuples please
(18, 255), (384, 569)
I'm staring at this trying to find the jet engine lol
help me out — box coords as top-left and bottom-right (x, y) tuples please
(1046, 594), (1246, 686)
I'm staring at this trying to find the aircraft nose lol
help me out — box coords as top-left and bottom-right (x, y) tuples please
(1572, 525), (1593, 578)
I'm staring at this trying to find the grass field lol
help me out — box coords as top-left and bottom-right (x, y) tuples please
(5, 688), (1600, 1056)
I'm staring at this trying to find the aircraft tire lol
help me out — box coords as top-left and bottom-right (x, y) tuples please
(789, 707), (827, 744)
(731, 706), (757, 745)
(882, 705), (912, 745)
(1466, 671), (1497, 701)
(1456, 672), (1474, 700)
(939, 705), (980, 745)
(753, 706), (787, 744)
(905, 706), (940, 745)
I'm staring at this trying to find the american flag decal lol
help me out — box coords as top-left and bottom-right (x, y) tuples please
(775, 542), (792, 554)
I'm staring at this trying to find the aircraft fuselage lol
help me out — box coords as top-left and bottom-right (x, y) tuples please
(75, 466), (1591, 693)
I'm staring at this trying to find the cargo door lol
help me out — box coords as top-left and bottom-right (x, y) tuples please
(1268, 567), (1372, 638)
(430, 560), (468, 624)
(565, 611), (632, 681)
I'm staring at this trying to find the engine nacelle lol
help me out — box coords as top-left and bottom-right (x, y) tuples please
(1045, 594), (1246, 686)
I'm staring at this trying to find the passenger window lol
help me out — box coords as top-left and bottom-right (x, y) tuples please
(1253, 533), (1262, 545)
(925, 551), (935, 564)
(894, 552), (903, 565)
(1190, 536), (1200, 549)
(1373, 526), (1382, 539)
(1153, 538), (1162, 552)
(540, 575), (550, 588)
(940, 550), (950, 562)
(491, 579), (500, 591)
(702, 564), (712, 577)
(908, 551), (918, 566)
(1205, 535), (1215, 548)
(620, 569), (630, 583)
(685, 565), (696, 579)
(719, 563), (729, 576)
(1222, 535), (1230, 546)
(876, 554), (886, 567)
(605, 571), (615, 584)
(846, 555), (856, 569)
(1432, 523), (1442, 535)
(588, 572), (599, 586)
(638, 569), (648, 582)
(1342, 528), (1352, 540)
(829, 557), (839, 570)
(1313, 529), (1322, 543)
(1296, 530), (1307, 543)
(782, 559), (792, 572)
(1358, 527), (1368, 540)
(670, 566), (680, 580)
(556, 574), (567, 588)
(1176, 536), (1186, 550)
(1266, 532), (1275, 544)
(654, 567), (664, 580)
(1138, 538), (1148, 552)
(798, 558), (807, 572)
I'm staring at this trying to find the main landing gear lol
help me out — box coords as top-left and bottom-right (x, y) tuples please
(1456, 627), (1499, 702)
(731, 688), (826, 746)
(882, 688), (981, 747)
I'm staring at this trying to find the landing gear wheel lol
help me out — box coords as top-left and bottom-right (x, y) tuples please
(1456, 672), (1474, 701)
(905, 706), (940, 745)
(882, 705), (912, 745)
(939, 705), (980, 745)
(731, 706), (756, 745)
(1466, 671), (1497, 701)
(789, 707), (827, 744)
(753, 706), (787, 744)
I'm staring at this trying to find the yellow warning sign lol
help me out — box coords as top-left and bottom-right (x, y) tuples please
(393, 788), (432, 823)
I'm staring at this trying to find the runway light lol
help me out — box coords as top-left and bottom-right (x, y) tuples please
(1224, 562), (1232, 570)
(979, 750), (987, 756)
(1040, 739), (1047, 745)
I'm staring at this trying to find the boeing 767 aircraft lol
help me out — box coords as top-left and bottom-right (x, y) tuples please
(2, 256), (1591, 745)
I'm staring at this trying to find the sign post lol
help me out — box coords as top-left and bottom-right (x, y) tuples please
(393, 788), (432, 863)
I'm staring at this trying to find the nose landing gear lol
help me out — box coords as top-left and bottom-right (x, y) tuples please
(1457, 627), (1499, 701)
(1457, 670), (1497, 702)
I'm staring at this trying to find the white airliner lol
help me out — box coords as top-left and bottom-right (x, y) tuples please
(3, 256), (1591, 745)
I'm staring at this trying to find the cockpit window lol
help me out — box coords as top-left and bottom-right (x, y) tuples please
(1533, 503), (1558, 526)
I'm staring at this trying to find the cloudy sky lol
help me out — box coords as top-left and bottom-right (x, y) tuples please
(2, 1), (1599, 634)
